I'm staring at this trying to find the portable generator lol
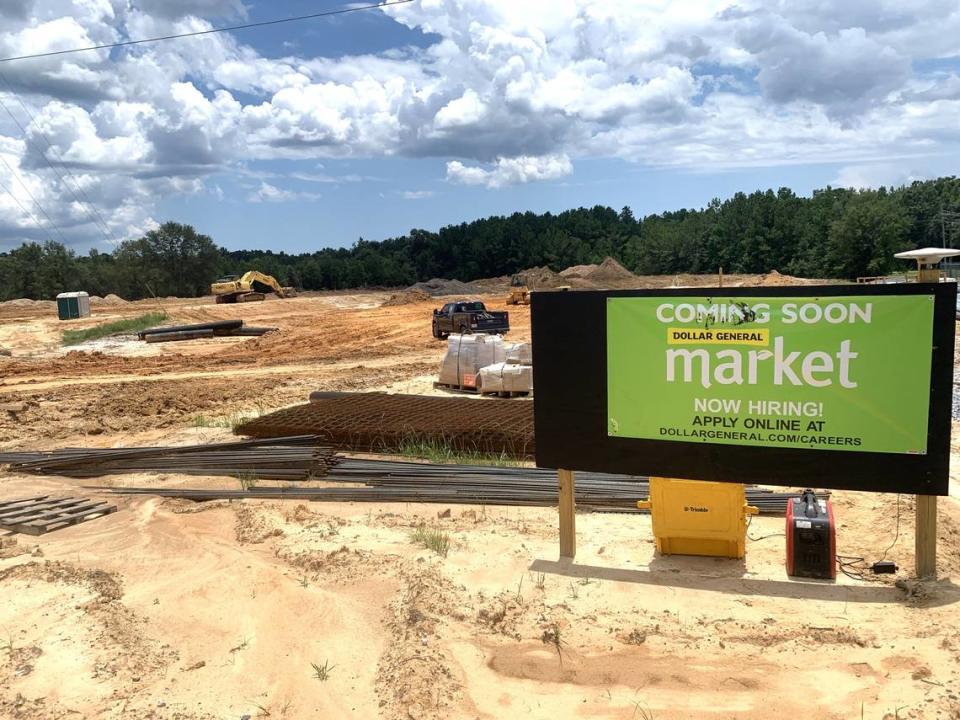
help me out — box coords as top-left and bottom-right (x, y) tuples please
(786, 489), (836, 580)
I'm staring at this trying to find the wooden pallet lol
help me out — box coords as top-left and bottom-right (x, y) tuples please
(479, 390), (531, 398)
(433, 381), (479, 394)
(0, 495), (117, 536)
(433, 382), (530, 398)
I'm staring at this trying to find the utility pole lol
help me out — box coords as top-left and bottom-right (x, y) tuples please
(942, 204), (947, 248)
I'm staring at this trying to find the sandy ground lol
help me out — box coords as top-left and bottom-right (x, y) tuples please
(0, 287), (959, 720)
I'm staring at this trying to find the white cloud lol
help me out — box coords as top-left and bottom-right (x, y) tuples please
(247, 181), (321, 203)
(446, 154), (573, 188)
(832, 161), (942, 189)
(0, 0), (959, 248)
(400, 190), (435, 199)
(434, 89), (486, 128)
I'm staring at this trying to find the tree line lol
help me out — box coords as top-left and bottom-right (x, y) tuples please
(1, 177), (958, 301)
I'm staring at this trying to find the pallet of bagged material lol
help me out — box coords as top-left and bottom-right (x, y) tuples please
(477, 363), (532, 397)
(433, 379), (479, 394)
(0, 495), (117, 535)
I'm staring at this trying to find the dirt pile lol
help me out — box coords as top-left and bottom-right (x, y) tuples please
(408, 278), (476, 296)
(560, 256), (638, 288)
(513, 266), (566, 289)
(756, 269), (813, 286)
(89, 293), (128, 306)
(382, 289), (433, 306)
(0, 298), (55, 309)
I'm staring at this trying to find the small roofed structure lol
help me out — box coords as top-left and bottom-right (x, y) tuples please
(56, 291), (91, 320)
(894, 247), (960, 282)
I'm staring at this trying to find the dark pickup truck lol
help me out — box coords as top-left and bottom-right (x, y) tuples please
(432, 300), (509, 339)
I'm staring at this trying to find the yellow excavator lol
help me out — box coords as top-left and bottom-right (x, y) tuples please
(211, 271), (296, 304)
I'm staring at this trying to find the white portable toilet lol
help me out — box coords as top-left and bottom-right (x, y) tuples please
(56, 291), (91, 320)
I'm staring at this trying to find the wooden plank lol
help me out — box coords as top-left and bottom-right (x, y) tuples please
(10, 503), (117, 536)
(0, 497), (85, 521)
(4, 500), (108, 527)
(916, 494), (937, 579)
(558, 468), (576, 559)
(0, 495), (49, 511)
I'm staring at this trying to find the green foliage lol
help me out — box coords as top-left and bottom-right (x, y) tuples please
(111, 222), (219, 299)
(410, 525), (451, 557)
(2, 178), (959, 301)
(395, 437), (523, 467)
(61, 311), (167, 345)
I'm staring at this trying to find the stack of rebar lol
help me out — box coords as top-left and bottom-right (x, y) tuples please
(235, 393), (535, 457)
(137, 320), (277, 343)
(0, 436), (334, 480)
(90, 477), (821, 514)
(2, 434), (827, 514)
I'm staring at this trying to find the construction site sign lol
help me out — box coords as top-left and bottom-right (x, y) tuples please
(607, 295), (933, 455)
(531, 283), (956, 495)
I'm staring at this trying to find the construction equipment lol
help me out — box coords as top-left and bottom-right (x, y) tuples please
(211, 271), (296, 304)
(638, 477), (758, 559)
(786, 489), (836, 579)
(506, 275), (531, 305)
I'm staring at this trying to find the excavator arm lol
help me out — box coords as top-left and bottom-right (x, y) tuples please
(242, 271), (287, 298)
(211, 271), (295, 303)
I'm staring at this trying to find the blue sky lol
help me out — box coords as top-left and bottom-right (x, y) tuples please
(1, 0), (959, 253)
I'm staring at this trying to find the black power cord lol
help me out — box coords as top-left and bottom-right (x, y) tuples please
(746, 514), (785, 542)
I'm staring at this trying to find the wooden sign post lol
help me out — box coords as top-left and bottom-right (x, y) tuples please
(898, 249), (957, 581)
(915, 495), (937, 578)
(558, 469), (576, 558)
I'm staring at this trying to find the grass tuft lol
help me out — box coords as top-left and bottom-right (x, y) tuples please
(396, 437), (523, 467)
(237, 472), (259, 491)
(311, 659), (335, 681)
(62, 312), (167, 346)
(410, 524), (451, 557)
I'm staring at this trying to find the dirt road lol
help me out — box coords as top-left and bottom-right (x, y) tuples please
(1, 290), (959, 719)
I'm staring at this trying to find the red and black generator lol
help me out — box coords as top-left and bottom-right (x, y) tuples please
(786, 489), (836, 580)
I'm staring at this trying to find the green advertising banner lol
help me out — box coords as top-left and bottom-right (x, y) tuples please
(607, 295), (935, 454)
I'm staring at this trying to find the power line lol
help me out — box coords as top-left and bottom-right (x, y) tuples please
(0, 0), (416, 64)
(0, 175), (58, 245)
(0, 78), (114, 242)
(0, 151), (70, 245)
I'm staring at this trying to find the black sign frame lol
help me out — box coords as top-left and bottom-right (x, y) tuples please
(532, 283), (956, 495)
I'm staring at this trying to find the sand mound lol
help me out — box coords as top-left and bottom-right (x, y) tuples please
(513, 266), (566, 289)
(103, 293), (128, 305)
(757, 270), (805, 286)
(382, 289), (433, 306)
(408, 278), (475, 296)
(591, 257), (637, 281)
(561, 257), (637, 284)
(0, 298), (55, 309)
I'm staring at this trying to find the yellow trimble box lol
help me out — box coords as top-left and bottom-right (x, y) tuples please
(638, 477), (758, 559)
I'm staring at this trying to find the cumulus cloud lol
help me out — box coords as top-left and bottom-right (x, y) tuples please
(446, 154), (572, 188)
(400, 190), (435, 199)
(247, 181), (322, 203)
(0, 0), (959, 248)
